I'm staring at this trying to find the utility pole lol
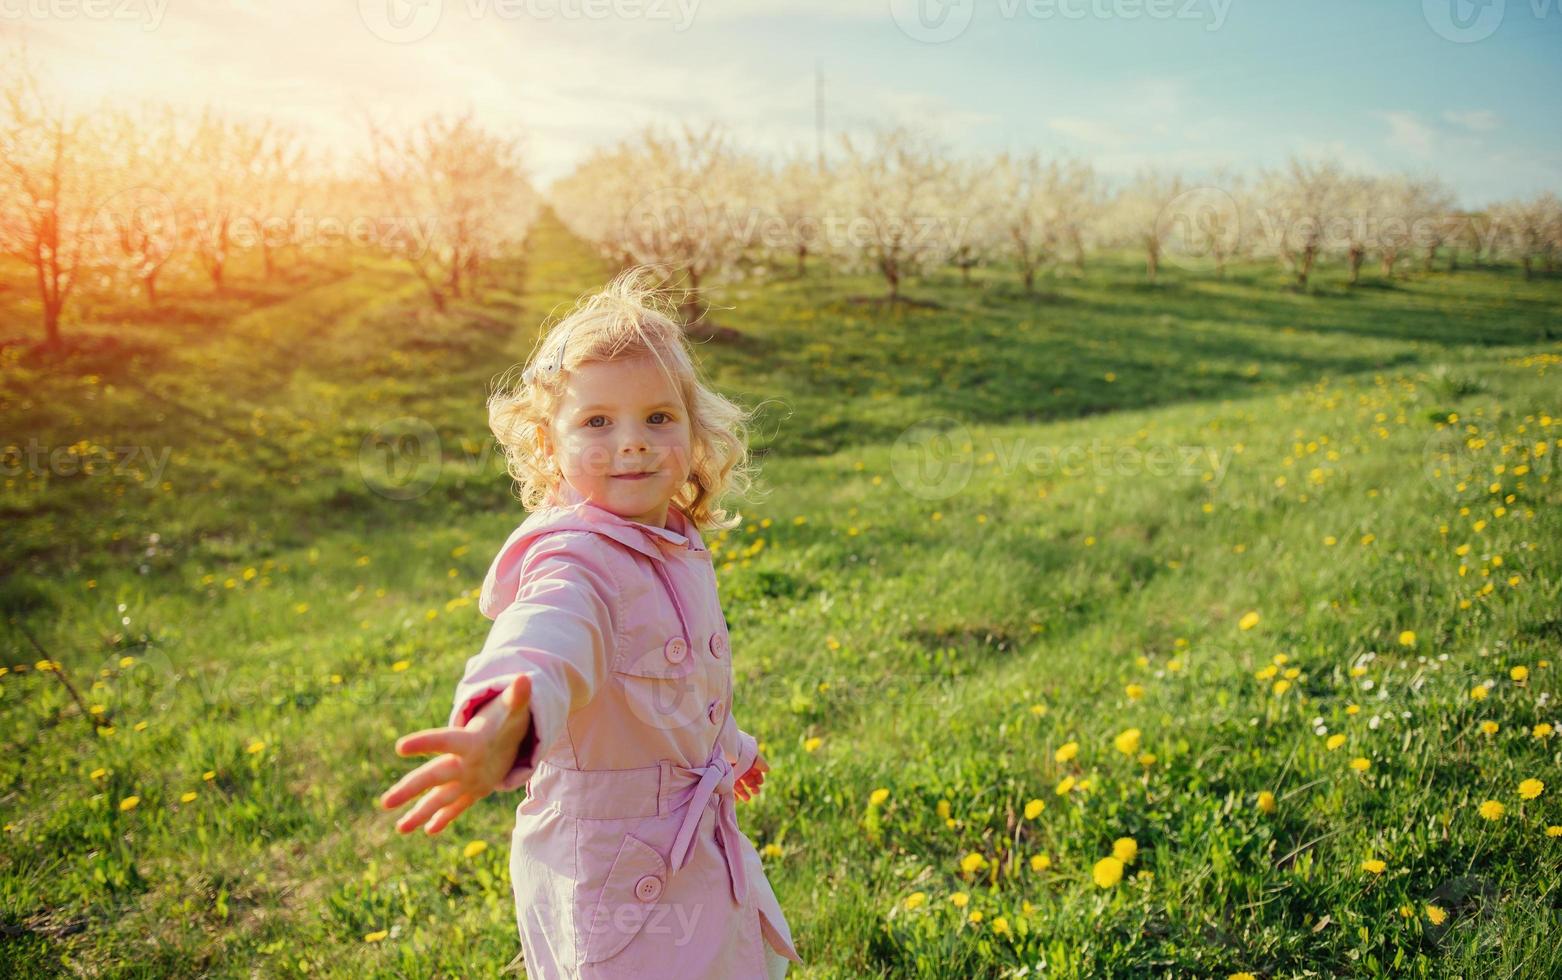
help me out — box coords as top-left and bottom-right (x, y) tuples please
(814, 59), (825, 175)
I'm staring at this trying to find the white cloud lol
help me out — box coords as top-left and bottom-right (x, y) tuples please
(1443, 109), (1500, 133)
(1047, 116), (1131, 148)
(1381, 111), (1434, 156)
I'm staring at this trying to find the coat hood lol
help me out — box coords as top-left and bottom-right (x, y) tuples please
(479, 483), (709, 620)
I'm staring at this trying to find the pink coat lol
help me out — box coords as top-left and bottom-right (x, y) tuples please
(449, 483), (803, 978)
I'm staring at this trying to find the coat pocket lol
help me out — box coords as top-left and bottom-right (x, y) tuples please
(580, 833), (669, 965)
(610, 640), (709, 733)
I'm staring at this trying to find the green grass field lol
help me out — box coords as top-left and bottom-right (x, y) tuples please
(3, 211), (1560, 977)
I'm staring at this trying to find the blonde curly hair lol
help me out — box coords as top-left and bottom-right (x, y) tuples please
(488, 266), (764, 532)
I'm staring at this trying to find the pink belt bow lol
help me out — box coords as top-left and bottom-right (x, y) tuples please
(665, 750), (748, 905)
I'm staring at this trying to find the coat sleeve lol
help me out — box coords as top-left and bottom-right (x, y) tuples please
(447, 532), (618, 792)
(716, 709), (760, 776)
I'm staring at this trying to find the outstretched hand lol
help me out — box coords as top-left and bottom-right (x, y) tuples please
(378, 673), (533, 836)
(734, 751), (769, 803)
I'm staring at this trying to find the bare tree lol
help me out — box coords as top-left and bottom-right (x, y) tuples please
(831, 124), (961, 302)
(1492, 192), (1560, 280)
(244, 125), (308, 280)
(0, 46), (107, 348)
(993, 151), (1074, 293)
(1258, 157), (1349, 289)
(942, 154), (1002, 286)
(94, 105), (190, 304)
(184, 110), (271, 293)
(765, 153), (828, 278)
(1109, 169), (1187, 282)
(615, 122), (752, 327)
(365, 110), (539, 310)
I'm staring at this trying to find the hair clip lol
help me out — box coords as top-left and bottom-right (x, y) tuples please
(523, 323), (577, 386)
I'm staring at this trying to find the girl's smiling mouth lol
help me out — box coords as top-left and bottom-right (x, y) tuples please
(612, 471), (658, 480)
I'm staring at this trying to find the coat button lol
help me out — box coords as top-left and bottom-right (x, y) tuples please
(634, 874), (663, 902)
(709, 633), (728, 658)
(708, 698), (723, 724)
(663, 637), (687, 664)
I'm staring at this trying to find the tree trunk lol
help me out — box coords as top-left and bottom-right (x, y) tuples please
(1347, 246), (1364, 285)
(795, 245), (807, 277)
(1296, 245), (1316, 289)
(1447, 248), (1458, 274)
(1023, 267), (1035, 294)
(143, 273), (158, 305)
(1145, 240), (1158, 282)
(1523, 256), (1533, 281)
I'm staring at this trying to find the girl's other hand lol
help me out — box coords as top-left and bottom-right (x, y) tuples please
(734, 751), (768, 803)
(378, 673), (533, 835)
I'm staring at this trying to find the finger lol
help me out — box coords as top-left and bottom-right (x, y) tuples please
(499, 673), (533, 713)
(395, 726), (479, 759)
(425, 793), (476, 836)
(381, 753), (464, 811)
(396, 782), (464, 834)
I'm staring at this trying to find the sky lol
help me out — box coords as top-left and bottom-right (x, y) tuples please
(7, 0), (1561, 208)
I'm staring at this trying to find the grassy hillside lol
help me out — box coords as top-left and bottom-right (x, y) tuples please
(2, 212), (1560, 977)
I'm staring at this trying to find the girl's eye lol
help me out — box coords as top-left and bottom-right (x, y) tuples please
(649, 412), (672, 424)
(585, 416), (606, 428)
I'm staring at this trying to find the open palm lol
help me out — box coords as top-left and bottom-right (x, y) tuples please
(379, 673), (532, 835)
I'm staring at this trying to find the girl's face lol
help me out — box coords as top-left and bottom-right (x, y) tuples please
(541, 355), (693, 528)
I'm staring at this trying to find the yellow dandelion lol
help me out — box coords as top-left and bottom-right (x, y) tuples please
(936, 799), (951, 820)
(903, 891), (927, 911)
(1349, 757), (1371, 772)
(869, 788), (890, 806)
(990, 916), (1010, 936)
(1326, 734), (1346, 751)
(1479, 721), (1499, 735)
(1272, 680), (1292, 696)
(1230, 974), (1258, 980)
(1092, 856), (1124, 888)
(969, 909), (983, 923)
(1518, 779), (1544, 800)
(1398, 630), (1416, 647)
(463, 840), (488, 858)
(1029, 853), (1052, 872)
(1112, 837), (1138, 864)
(246, 739), (265, 754)
(89, 767), (107, 780)
(1257, 791), (1276, 814)
(118, 795), (140, 812)
(1425, 904), (1447, 925)
(960, 851), (986, 875)
(1478, 800), (1505, 820)
(180, 791), (197, 803)
(1238, 611), (1261, 631)
(363, 929), (388, 943)
(1113, 728), (1141, 756)
(1511, 665), (1530, 682)
(761, 843), (784, 858)
(1469, 685), (1488, 701)
(1546, 826), (1562, 837)
(1138, 752), (1157, 766)
(950, 891), (969, 908)
(1361, 858), (1386, 874)
(803, 736), (822, 753)
(1055, 776), (1076, 796)
(1024, 799), (1045, 820)
(1125, 683), (1145, 701)
(1055, 741), (1079, 763)
(1534, 723), (1554, 739)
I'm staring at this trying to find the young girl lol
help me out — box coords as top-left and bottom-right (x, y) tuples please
(378, 268), (802, 980)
